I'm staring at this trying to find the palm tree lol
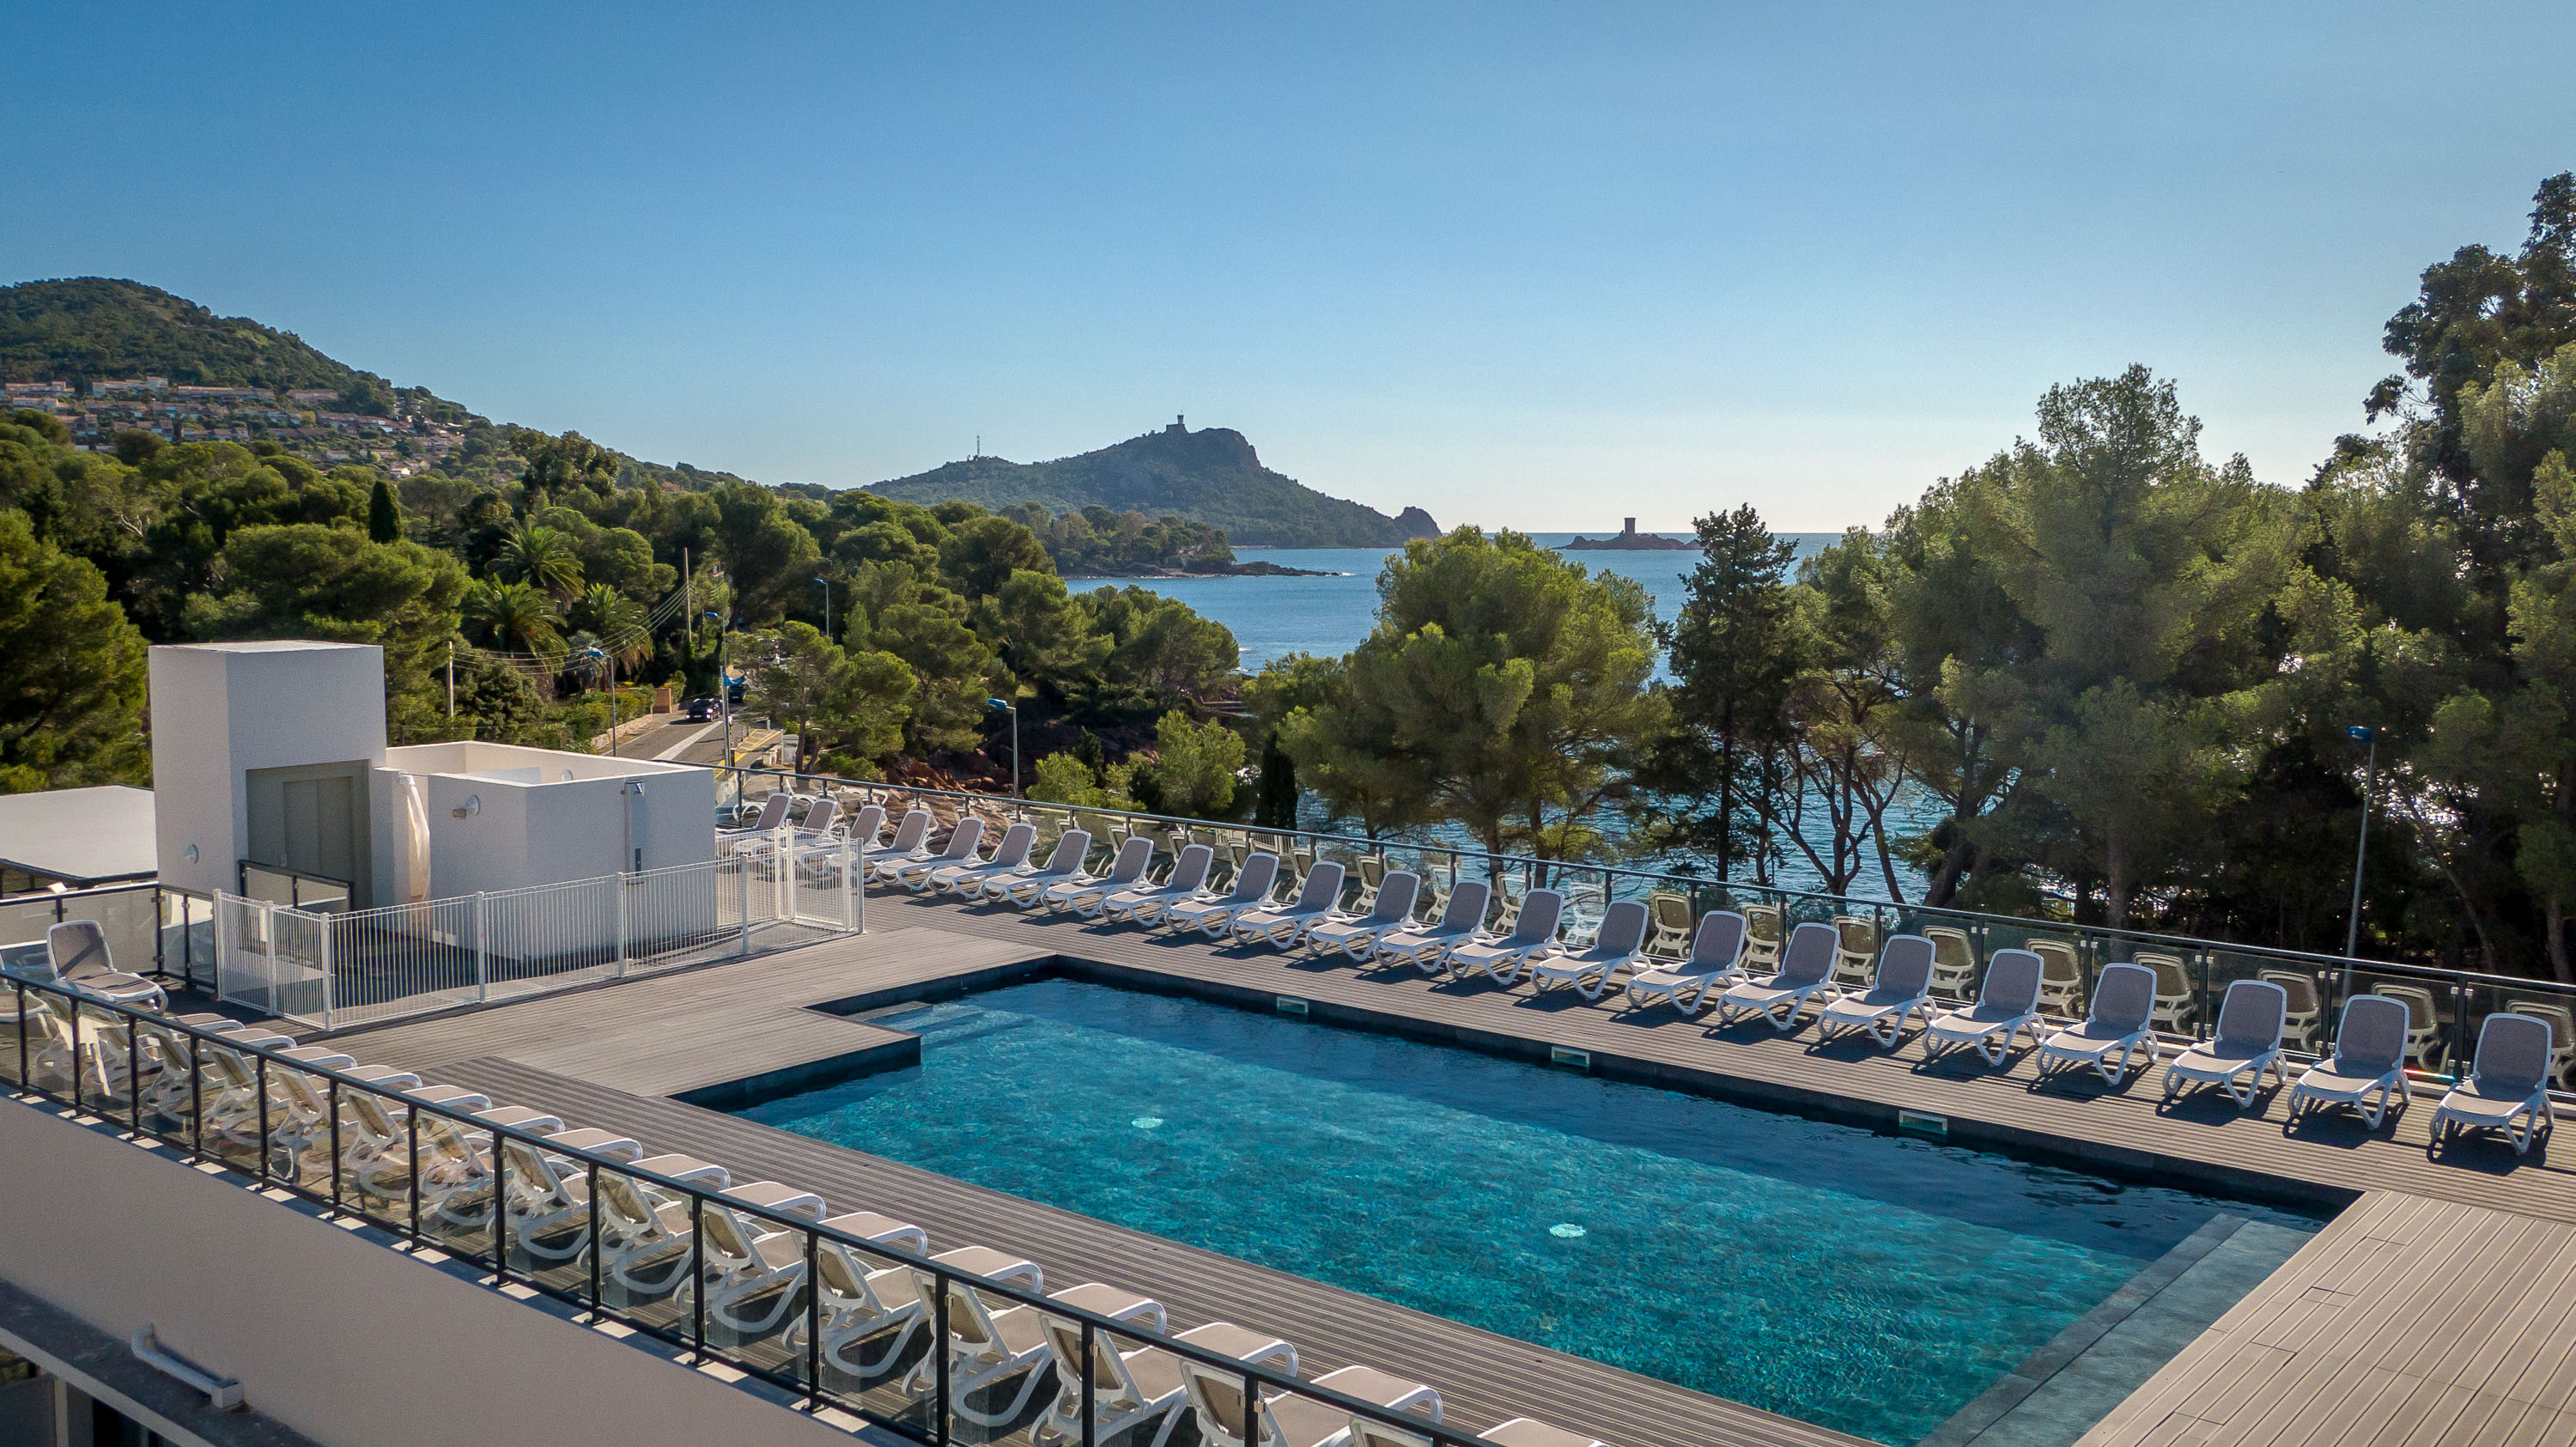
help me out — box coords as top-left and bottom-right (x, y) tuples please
(495, 524), (584, 599)
(569, 583), (652, 667)
(465, 580), (565, 657)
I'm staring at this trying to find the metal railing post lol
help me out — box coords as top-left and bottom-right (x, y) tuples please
(586, 1160), (602, 1313)
(491, 1125), (509, 1280)
(690, 1191), (707, 1356)
(319, 917), (336, 1031)
(804, 1230), (822, 1407)
(1080, 1318), (1097, 1447)
(615, 873), (629, 978)
(254, 1055), (270, 1183)
(126, 1015), (141, 1132)
(473, 892), (489, 1004)
(330, 1080), (343, 1210)
(933, 1269), (951, 1447)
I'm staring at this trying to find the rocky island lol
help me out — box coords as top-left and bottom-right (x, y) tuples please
(1561, 518), (1692, 550)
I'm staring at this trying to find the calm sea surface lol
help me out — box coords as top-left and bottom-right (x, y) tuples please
(1069, 532), (1842, 671)
(1071, 532), (1935, 900)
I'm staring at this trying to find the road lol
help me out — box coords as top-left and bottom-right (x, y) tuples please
(604, 715), (734, 765)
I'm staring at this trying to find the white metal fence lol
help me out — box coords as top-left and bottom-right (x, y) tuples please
(214, 833), (862, 1028)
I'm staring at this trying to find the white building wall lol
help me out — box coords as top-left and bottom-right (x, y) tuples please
(149, 641), (387, 901)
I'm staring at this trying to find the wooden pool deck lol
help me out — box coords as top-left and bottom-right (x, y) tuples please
(316, 890), (2576, 1447)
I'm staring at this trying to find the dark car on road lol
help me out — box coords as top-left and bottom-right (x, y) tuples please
(684, 696), (716, 721)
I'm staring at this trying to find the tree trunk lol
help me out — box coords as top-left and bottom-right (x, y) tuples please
(2549, 896), (2571, 985)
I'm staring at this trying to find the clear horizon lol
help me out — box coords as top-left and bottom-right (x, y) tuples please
(6, 3), (2573, 532)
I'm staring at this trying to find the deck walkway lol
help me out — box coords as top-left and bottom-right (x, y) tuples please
(2077, 1191), (2576, 1447)
(313, 888), (2576, 1447)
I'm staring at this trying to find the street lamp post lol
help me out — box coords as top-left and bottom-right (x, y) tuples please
(708, 611), (733, 771)
(2344, 725), (2379, 964)
(586, 647), (617, 757)
(812, 576), (831, 639)
(987, 697), (1019, 799)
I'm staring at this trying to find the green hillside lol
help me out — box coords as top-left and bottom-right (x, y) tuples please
(6, 278), (354, 390)
(868, 423), (1438, 547)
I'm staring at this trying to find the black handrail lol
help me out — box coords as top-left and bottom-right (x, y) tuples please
(2, 978), (1498, 1447)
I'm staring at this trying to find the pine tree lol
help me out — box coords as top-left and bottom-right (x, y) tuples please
(1255, 728), (1299, 828)
(368, 477), (402, 544)
(0, 511), (148, 792)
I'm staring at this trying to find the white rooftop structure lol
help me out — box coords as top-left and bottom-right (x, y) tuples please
(147, 641), (714, 909)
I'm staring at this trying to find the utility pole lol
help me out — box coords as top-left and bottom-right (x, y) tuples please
(714, 611), (733, 770)
(446, 641), (455, 719)
(813, 575), (831, 639)
(2344, 725), (2379, 964)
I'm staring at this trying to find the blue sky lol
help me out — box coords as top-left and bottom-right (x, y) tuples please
(6, 3), (2573, 532)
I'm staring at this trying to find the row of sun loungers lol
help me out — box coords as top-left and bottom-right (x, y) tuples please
(847, 823), (2564, 1159)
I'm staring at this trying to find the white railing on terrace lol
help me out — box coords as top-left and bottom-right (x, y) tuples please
(213, 832), (863, 1029)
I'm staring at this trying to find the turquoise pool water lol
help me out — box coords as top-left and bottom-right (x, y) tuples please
(741, 981), (2318, 1444)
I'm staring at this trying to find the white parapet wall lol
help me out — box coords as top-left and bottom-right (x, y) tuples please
(377, 740), (714, 898)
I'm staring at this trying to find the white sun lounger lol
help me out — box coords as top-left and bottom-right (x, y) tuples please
(1441, 888), (1564, 985)
(2163, 979), (2288, 1107)
(1305, 872), (1424, 960)
(1374, 879), (1492, 972)
(1200, 1362), (1442, 1447)
(1100, 844), (1217, 927)
(913, 1244), (1055, 1432)
(931, 822), (1037, 895)
(1622, 910), (1748, 1016)
(987, 830), (1092, 907)
(2287, 994), (2414, 1128)
(888, 817), (987, 892)
(1168, 854), (1283, 937)
(860, 808), (937, 878)
(2432, 1012), (2556, 1154)
(841, 802), (887, 849)
(1036, 1285), (1190, 1447)
(806, 1210), (935, 1389)
(1923, 948), (2046, 1066)
(43, 920), (166, 1009)
(1170, 1322), (1299, 1447)
(1817, 933), (1938, 1048)
(722, 792), (794, 840)
(1527, 899), (1651, 999)
(1231, 861), (1349, 949)
(698, 1182), (829, 1338)
(1048, 837), (1156, 917)
(1713, 921), (1840, 1030)
(2036, 962), (2160, 1084)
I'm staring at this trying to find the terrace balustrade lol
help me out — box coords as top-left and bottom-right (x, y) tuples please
(0, 973), (1504, 1447)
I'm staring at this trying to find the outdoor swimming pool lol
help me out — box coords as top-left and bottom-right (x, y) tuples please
(740, 980), (2320, 1444)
